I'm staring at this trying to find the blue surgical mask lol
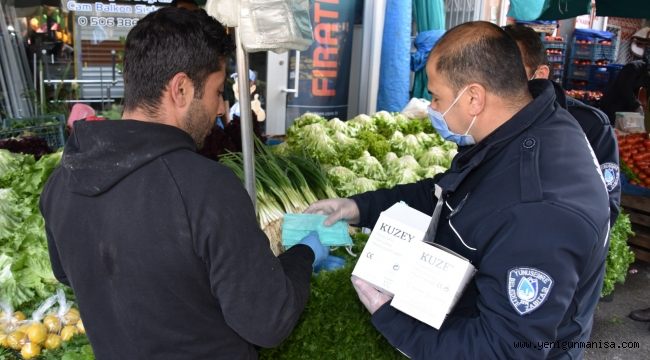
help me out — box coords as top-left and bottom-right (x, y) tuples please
(428, 86), (477, 146)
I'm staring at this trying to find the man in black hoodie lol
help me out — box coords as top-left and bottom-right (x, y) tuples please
(40, 7), (327, 359)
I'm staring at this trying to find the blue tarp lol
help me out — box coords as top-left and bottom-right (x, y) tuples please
(377, 0), (412, 112)
(411, 30), (446, 72)
(574, 28), (615, 41)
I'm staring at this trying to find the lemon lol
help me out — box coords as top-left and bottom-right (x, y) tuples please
(26, 323), (48, 344)
(60, 325), (77, 341)
(12, 311), (26, 321)
(76, 319), (86, 334)
(64, 308), (80, 325)
(44, 334), (62, 350)
(6, 331), (26, 350)
(21, 342), (42, 359)
(43, 315), (62, 333)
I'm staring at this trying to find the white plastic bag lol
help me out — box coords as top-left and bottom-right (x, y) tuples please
(239, 0), (313, 53)
(401, 98), (431, 119)
(616, 112), (646, 133)
(206, 0), (240, 27)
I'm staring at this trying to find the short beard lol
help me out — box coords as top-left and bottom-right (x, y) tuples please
(182, 99), (213, 149)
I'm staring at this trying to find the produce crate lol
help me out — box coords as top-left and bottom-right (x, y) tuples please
(621, 194), (650, 263)
(570, 43), (615, 61)
(567, 63), (591, 81)
(593, 43), (615, 61)
(590, 65), (610, 87)
(542, 40), (566, 50)
(571, 41), (596, 59)
(0, 114), (66, 149)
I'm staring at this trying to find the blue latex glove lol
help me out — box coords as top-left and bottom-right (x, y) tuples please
(298, 231), (328, 268)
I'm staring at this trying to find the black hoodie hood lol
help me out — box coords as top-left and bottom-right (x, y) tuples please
(61, 120), (196, 196)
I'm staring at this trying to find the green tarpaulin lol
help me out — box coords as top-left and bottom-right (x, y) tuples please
(596, 0), (650, 19)
(537, 0), (590, 20)
(512, 0), (650, 20)
(411, 0), (445, 100)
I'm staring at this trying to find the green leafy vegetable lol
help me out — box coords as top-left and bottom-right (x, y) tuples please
(349, 152), (386, 181)
(356, 130), (390, 161)
(601, 212), (635, 297)
(372, 111), (398, 138)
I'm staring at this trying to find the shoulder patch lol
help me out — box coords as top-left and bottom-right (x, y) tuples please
(600, 162), (619, 192)
(507, 267), (554, 316)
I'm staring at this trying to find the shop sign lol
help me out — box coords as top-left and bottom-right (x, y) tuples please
(67, 1), (160, 41)
(66, 1), (159, 16)
(286, 0), (356, 121)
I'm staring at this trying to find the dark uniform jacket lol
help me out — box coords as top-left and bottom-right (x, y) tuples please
(552, 81), (621, 227)
(350, 81), (610, 359)
(40, 120), (314, 360)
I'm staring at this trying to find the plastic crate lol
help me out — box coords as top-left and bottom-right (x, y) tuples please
(570, 39), (615, 62)
(593, 44), (615, 61)
(621, 173), (650, 197)
(565, 79), (589, 91)
(571, 42), (595, 59)
(543, 40), (566, 50)
(0, 114), (66, 149)
(567, 63), (591, 81)
(546, 51), (565, 63)
(590, 65), (610, 87)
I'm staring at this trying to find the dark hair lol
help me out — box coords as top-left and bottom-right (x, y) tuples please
(170, 0), (199, 8)
(122, 7), (235, 114)
(432, 21), (529, 98)
(503, 24), (548, 71)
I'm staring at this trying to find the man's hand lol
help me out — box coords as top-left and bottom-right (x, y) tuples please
(304, 198), (360, 226)
(351, 276), (392, 314)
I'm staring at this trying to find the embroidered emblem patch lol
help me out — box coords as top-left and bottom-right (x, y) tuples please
(600, 162), (619, 192)
(507, 267), (554, 316)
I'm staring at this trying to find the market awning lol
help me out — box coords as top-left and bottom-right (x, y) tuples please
(510, 0), (650, 21)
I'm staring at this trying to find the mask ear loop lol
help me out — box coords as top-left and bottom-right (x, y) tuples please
(464, 115), (478, 136)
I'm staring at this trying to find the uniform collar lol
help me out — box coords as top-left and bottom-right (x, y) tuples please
(437, 80), (557, 194)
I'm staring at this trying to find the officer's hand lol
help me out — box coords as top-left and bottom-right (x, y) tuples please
(351, 276), (391, 314)
(298, 231), (328, 268)
(304, 198), (360, 226)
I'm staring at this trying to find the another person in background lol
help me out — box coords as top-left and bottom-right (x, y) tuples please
(504, 23), (621, 229)
(40, 7), (327, 359)
(600, 59), (650, 126)
(307, 21), (610, 359)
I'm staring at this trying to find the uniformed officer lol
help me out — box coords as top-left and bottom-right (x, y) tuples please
(504, 24), (621, 228)
(307, 21), (610, 359)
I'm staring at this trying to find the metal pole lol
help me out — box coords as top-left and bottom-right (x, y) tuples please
(235, 27), (256, 209)
(0, 3), (22, 117)
(0, 55), (12, 118)
(39, 53), (45, 114)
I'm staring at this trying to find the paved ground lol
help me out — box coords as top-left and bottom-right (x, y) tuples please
(587, 260), (650, 359)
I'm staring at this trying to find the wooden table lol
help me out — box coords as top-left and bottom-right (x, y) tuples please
(621, 194), (650, 263)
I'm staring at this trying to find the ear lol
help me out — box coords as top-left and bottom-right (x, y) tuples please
(535, 65), (551, 80)
(169, 72), (194, 109)
(466, 83), (486, 116)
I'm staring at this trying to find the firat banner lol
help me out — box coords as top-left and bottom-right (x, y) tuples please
(286, 0), (356, 122)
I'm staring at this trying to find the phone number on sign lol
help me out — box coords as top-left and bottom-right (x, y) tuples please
(77, 16), (138, 28)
